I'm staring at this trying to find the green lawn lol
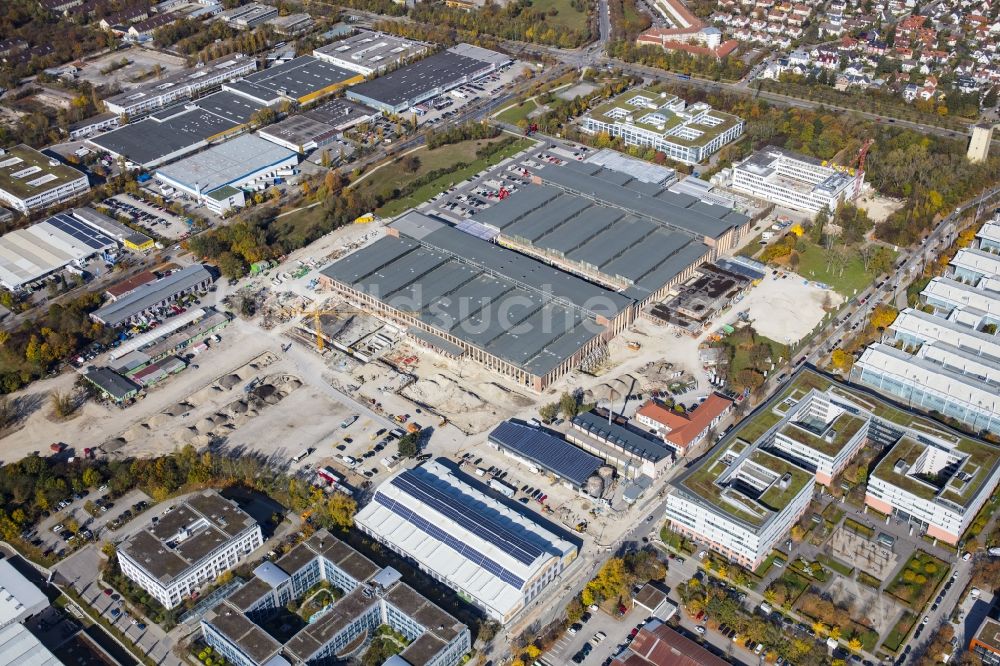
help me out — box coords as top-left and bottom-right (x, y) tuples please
(857, 570), (881, 589)
(886, 550), (948, 610)
(816, 554), (854, 577)
(530, 0), (589, 32)
(844, 517), (875, 539)
(822, 503), (845, 526)
(352, 136), (533, 218)
(792, 240), (896, 297)
(766, 570), (810, 608)
(882, 612), (916, 653)
(496, 99), (538, 124)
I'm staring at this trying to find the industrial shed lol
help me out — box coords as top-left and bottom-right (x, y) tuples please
(488, 420), (603, 490)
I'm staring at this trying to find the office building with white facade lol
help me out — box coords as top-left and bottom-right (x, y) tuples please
(728, 147), (858, 212)
(0, 145), (89, 214)
(103, 55), (257, 118)
(976, 220), (1000, 254)
(117, 491), (263, 608)
(852, 217), (1000, 434)
(866, 426), (1000, 545)
(666, 368), (998, 567)
(355, 461), (578, 624)
(202, 530), (470, 666)
(579, 88), (744, 165)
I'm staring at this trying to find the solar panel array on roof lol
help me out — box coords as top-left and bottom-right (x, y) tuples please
(0, 212), (117, 289)
(489, 421), (603, 487)
(372, 492), (525, 589)
(47, 212), (115, 250)
(389, 471), (545, 567)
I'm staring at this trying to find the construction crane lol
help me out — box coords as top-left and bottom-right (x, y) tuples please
(284, 306), (368, 351)
(853, 138), (874, 200)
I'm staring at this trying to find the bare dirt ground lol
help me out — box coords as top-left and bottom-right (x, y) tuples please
(75, 48), (187, 90)
(857, 191), (906, 225)
(725, 272), (841, 344)
(400, 362), (536, 434)
(557, 83), (598, 100)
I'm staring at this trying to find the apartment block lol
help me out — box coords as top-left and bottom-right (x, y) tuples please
(666, 367), (1000, 567)
(202, 530), (470, 666)
(852, 215), (1000, 434)
(866, 427), (1000, 545)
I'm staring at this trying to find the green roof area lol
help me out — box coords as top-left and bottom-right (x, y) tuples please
(682, 440), (762, 524)
(874, 432), (1000, 507)
(675, 366), (1000, 528)
(778, 412), (867, 458)
(872, 436), (940, 502)
(754, 450), (814, 510)
(678, 438), (813, 528)
(584, 88), (742, 149)
(207, 185), (241, 200)
(738, 407), (784, 444)
(0, 144), (86, 199)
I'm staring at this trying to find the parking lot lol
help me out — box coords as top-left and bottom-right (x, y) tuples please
(421, 138), (589, 221)
(29, 487), (152, 559)
(294, 414), (411, 489)
(551, 607), (648, 665)
(77, 576), (179, 665)
(412, 64), (523, 130)
(105, 194), (190, 239)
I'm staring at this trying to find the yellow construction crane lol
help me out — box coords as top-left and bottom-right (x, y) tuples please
(284, 306), (368, 351)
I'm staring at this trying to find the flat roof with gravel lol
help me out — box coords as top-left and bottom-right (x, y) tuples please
(155, 134), (296, 194)
(0, 144), (86, 200)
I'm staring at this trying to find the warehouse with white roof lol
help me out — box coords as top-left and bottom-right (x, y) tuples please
(0, 211), (116, 290)
(154, 134), (298, 213)
(852, 215), (1000, 434)
(355, 461), (578, 624)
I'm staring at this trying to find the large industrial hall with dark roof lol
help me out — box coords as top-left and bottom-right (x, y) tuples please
(320, 211), (633, 391)
(319, 152), (754, 390)
(472, 160), (749, 304)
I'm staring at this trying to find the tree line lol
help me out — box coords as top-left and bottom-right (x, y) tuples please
(606, 40), (751, 82)
(660, 83), (1000, 248)
(410, 0), (592, 49)
(0, 444), (357, 562)
(425, 122), (500, 149)
(0, 291), (109, 394)
(186, 174), (376, 280)
(607, 0), (651, 41)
